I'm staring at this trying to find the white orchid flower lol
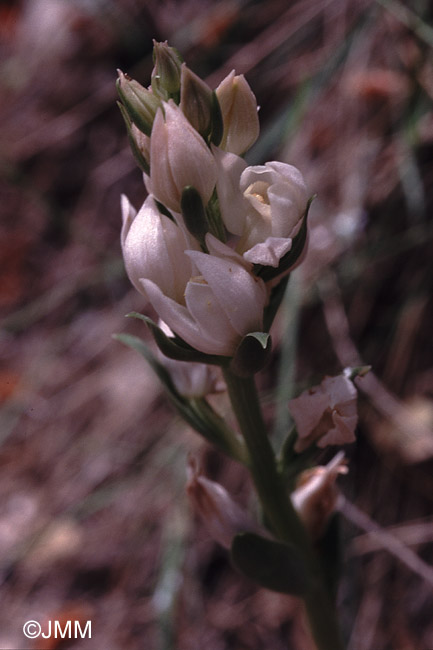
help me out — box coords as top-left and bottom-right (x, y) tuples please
(214, 148), (309, 268)
(140, 235), (268, 356)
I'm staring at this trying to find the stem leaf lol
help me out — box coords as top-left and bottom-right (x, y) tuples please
(231, 532), (309, 595)
(113, 333), (245, 461)
(126, 312), (227, 365)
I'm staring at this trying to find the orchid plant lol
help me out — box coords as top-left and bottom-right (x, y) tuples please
(115, 41), (363, 650)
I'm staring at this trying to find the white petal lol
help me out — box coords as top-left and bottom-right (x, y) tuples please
(123, 196), (191, 302)
(265, 161), (307, 188)
(186, 250), (267, 336)
(205, 233), (252, 270)
(239, 164), (276, 192)
(236, 212), (272, 254)
(243, 236), (292, 267)
(267, 182), (305, 237)
(288, 387), (330, 439)
(317, 412), (357, 447)
(141, 278), (204, 346)
(322, 376), (357, 410)
(185, 280), (239, 355)
(141, 279), (233, 356)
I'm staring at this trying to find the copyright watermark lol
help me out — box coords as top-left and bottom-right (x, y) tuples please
(23, 619), (91, 640)
(23, 620), (41, 639)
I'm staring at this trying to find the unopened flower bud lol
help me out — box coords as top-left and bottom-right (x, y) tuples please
(117, 102), (150, 173)
(288, 374), (358, 452)
(151, 40), (182, 99)
(146, 101), (217, 213)
(187, 458), (258, 548)
(216, 70), (260, 155)
(180, 63), (213, 138)
(291, 452), (348, 540)
(116, 70), (160, 136)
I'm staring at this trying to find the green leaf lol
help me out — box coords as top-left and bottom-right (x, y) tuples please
(230, 331), (272, 377)
(277, 427), (318, 491)
(205, 187), (227, 243)
(231, 532), (309, 595)
(114, 333), (175, 386)
(113, 333), (246, 462)
(126, 312), (226, 365)
(181, 186), (209, 242)
(263, 275), (289, 332)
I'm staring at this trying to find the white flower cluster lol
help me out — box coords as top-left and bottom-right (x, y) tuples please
(118, 42), (309, 359)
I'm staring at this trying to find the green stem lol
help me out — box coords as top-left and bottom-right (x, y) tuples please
(222, 368), (344, 650)
(223, 369), (307, 545)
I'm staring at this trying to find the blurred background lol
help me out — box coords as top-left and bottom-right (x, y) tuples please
(0, 0), (432, 648)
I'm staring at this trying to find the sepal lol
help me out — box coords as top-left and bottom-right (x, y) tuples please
(231, 532), (309, 595)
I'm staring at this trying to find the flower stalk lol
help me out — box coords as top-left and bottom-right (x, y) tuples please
(222, 368), (344, 650)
